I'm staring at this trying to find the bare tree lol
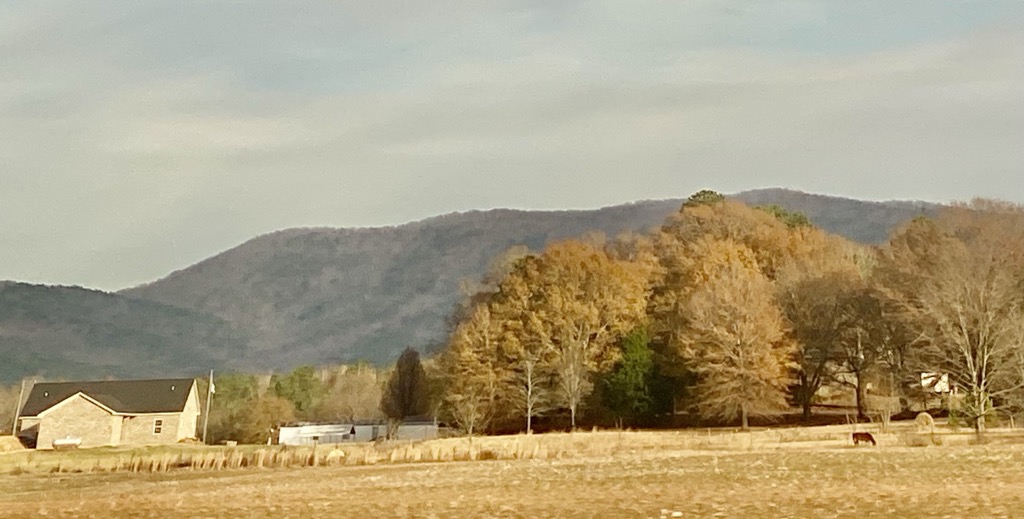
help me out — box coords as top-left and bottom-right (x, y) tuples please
(314, 364), (384, 422)
(552, 339), (592, 429)
(778, 273), (848, 421)
(880, 203), (1024, 437)
(512, 350), (553, 433)
(834, 288), (884, 422)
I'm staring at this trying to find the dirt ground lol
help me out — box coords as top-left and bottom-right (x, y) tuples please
(3, 431), (1024, 518)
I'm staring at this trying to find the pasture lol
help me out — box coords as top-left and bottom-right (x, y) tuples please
(3, 424), (1024, 518)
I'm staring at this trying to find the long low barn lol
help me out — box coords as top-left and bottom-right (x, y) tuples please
(278, 421), (438, 446)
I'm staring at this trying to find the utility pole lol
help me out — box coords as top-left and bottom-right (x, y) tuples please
(202, 370), (214, 445)
(9, 378), (27, 436)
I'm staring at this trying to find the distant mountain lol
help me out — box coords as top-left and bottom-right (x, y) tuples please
(733, 188), (935, 244)
(120, 201), (685, 370)
(0, 282), (247, 383)
(1, 189), (940, 381)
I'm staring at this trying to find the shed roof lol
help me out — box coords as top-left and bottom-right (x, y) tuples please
(19, 378), (196, 417)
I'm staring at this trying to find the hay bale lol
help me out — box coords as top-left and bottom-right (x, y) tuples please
(326, 449), (345, 465)
(916, 412), (936, 432)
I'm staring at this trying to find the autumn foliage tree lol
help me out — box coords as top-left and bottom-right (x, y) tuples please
(490, 256), (554, 433)
(675, 238), (795, 429)
(440, 239), (648, 431)
(649, 196), (802, 426)
(527, 241), (649, 428)
(238, 395), (297, 444)
(441, 305), (507, 435)
(437, 190), (1024, 436)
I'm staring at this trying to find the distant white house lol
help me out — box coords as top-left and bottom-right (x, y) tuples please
(278, 420), (439, 446)
(920, 372), (950, 393)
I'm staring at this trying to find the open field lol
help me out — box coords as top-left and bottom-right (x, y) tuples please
(3, 425), (1024, 518)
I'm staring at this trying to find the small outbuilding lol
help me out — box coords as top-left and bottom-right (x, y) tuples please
(278, 420), (439, 446)
(16, 378), (201, 450)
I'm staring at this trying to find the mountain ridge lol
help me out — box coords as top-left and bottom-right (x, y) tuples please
(1, 189), (941, 382)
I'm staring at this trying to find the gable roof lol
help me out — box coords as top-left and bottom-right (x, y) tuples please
(19, 378), (196, 417)
(37, 392), (118, 417)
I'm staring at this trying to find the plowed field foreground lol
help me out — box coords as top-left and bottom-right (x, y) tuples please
(3, 431), (1024, 518)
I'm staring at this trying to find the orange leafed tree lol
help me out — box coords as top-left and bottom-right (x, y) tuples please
(676, 238), (796, 429)
(440, 304), (508, 435)
(529, 240), (649, 428)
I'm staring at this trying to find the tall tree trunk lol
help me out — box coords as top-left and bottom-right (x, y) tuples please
(741, 403), (749, 431)
(855, 373), (866, 422)
(974, 391), (987, 439)
(798, 372), (813, 422)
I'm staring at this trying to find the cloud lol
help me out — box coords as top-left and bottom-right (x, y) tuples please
(1, 1), (1022, 290)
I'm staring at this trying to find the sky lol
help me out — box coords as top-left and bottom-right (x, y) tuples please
(2, 1), (1023, 291)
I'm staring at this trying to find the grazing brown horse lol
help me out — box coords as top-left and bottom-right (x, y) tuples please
(852, 432), (876, 446)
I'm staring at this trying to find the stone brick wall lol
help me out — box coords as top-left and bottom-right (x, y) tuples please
(177, 383), (200, 440)
(120, 414), (182, 445)
(37, 395), (117, 450)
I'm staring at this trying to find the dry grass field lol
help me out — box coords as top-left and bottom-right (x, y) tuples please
(3, 424), (1024, 518)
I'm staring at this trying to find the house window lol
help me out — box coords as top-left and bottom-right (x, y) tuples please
(153, 419), (163, 434)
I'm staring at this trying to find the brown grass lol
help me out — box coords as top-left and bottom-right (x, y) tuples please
(0, 436), (24, 454)
(0, 421), (1010, 476)
(3, 425), (1024, 517)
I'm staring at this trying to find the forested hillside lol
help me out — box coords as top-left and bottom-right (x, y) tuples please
(1, 189), (937, 382)
(438, 192), (1024, 435)
(120, 201), (686, 369)
(0, 282), (247, 382)
(735, 189), (933, 244)
(122, 190), (936, 370)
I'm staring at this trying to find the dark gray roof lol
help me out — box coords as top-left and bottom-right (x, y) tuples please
(19, 378), (196, 417)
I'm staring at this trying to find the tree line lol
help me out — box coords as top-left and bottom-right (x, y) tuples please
(437, 191), (1024, 437)
(202, 349), (434, 444)
(4, 354), (432, 445)
(7, 191), (1021, 442)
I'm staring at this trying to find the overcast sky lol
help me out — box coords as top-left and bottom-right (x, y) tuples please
(2, 1), (1023, 291)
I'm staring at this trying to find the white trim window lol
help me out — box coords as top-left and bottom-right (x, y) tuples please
(153, 419), (163, 434)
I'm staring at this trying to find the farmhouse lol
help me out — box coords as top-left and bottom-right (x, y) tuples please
(16, 378), (201, 450)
